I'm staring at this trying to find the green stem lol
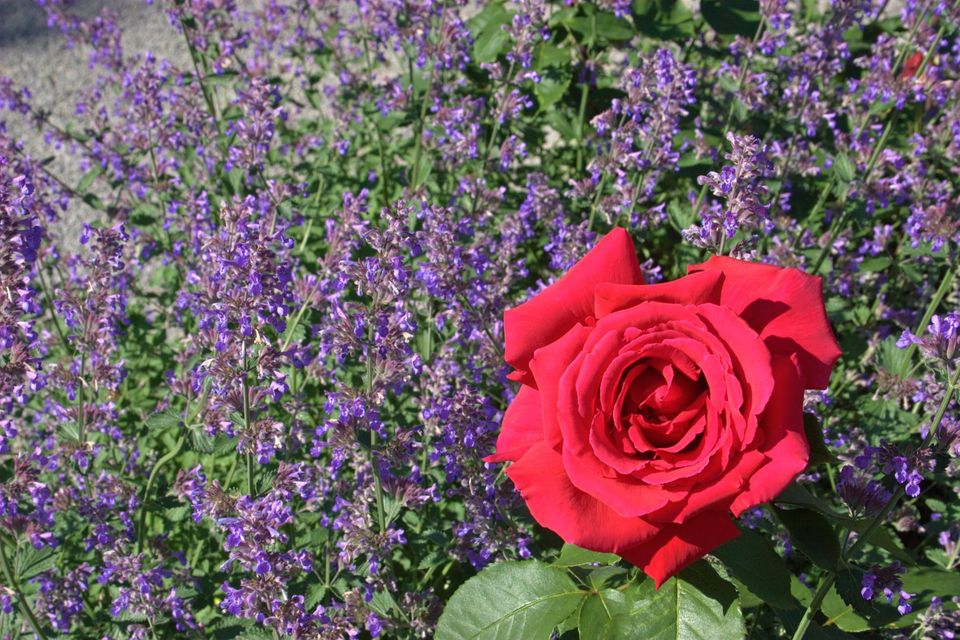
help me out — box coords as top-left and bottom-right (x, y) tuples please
(281, 280), (322, 352)
(467, 59), (517, 218)
(899, 264), (959, 378)
(297, 175), (325, 254)
(575, 15), (595, 173)
(586, 172), (610, 230)
(575, 73), (590, 173)
(178, 16), (219, 128)
(137, 435), (185, 553)
(410, 0), (447, 189)
(240, 343), (256, 497)
(34, 266), (70, 351)
(76, 352), (87, 447)
(0, 541), (49, 640)
(412, 65), (436, 188)
(768, 91), (811, 215)
(361, 36), (391, 199)
(365, 325), (387, 534)
(791, 573), (837, 640)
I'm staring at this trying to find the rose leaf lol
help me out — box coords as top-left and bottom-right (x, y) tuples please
(434, 560), (587, 640)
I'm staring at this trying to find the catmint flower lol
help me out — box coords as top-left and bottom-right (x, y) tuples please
(861, 562), (913, 615)
(686, 133), (773, 251)
(837, 465), (892, 516)
(897, 313), (959, 363)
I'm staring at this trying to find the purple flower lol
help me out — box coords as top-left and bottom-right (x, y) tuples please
(861, 562), (913, 615)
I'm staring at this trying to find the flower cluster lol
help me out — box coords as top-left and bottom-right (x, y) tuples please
(861, 561), (913, 615)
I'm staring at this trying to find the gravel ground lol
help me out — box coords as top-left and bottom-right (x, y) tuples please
(0, 0), (190, 243)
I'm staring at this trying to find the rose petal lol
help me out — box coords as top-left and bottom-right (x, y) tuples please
(504, 228), (642, 384)
(648, 449), (766, 524)
(506, 442), (660, 552)
(689, 256), (841, 389)
(529, 323), (593, 449)
(485, 385), (543, 463)
(695, 303), (775, 418)
(620, 510), (742, 588)
(559, 350), (674, 516)
(594, 268), (723, 318)
(730, 354), (809, 516)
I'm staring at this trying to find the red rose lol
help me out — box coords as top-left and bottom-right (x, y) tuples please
(901, 51), (924, 80)
(489, 228), (841, 586)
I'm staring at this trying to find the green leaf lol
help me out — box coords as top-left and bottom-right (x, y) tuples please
(803, 413), (837, 466)
(833, 153), (857, 183)
(859, 398), (921, 439)
(534, 69), (571, 110)
(474, 28), (510, 63)
(587, 566), (628, 590)
(468, 1), (512, 35)
(146, 410), (183, 432)
(834, 567), (901, 626)
(235, 628), (275, 640)
(204, 70), (239, 87)
(435, 560), (587, 640)
(470, 2), (513, 64)
(163, 505), (191, 523)
(713, 530), (801, 609)
(775, 607), (857, 639)
(901, 566), (960, 608)
(546, 110), (578, 139)
(189, 428), (215, 453)
(76, 165), (104, 193)
(847, 520), (914, 565)
(700, 0), (760, 37)
(535, 43), (571, 69)
(775, 482), (845, 521)
(579, 589), (630, 640)
(554, 543), (620, 568)
(876, 336), (913, 378)
(15, 545), (57, 581)
(633, 0), (696, 40)
(567, 12), (635, 45)
(859, 256), (891, 273)
(607, 564), (745, 639)
(82, 192), (104, 210)
(305, 582), (327, 609)
(717, 74), (741, 93)
(547, 6), (578, 27)
(775, 507), (841, 570)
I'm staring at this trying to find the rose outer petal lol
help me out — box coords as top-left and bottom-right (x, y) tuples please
(689, 256), (841, 389)
(484, 384), (543, 463)
(506, 442), (661, 552)
(593, 268), (724, 318)
(504, 228), (643, 386)
(530, 323), (593, 449)
(619, 510), (742, 588)
(730, 353), (809, 516)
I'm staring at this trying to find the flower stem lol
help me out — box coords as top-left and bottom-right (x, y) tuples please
(791, 573), (836, 640)
(365, 327), (387, 534)
(241, 344), (255, 497)
(137, 434), (186, 554)
(361, 36), (392, 199)
(0, 541), (48, 640)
